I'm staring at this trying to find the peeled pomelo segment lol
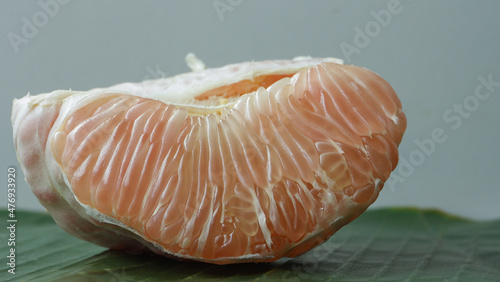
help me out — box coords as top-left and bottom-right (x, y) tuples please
(12, 57), (406, 264)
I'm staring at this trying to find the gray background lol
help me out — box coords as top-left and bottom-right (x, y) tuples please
(1, 0), (499, 220)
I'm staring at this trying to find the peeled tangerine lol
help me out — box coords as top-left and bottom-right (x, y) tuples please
(11, 55), (406, 264)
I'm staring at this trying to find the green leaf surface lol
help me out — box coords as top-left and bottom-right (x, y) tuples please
(1, 208), (499, 281)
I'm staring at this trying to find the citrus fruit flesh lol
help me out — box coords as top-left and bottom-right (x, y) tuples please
(11, 56), (406, 264)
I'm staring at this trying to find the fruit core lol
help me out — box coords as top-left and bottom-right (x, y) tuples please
(179, 73), (296, 116)
(195, 74), (294, 102)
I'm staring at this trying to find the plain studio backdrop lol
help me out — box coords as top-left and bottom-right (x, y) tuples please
(1, 1), (499, 220)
